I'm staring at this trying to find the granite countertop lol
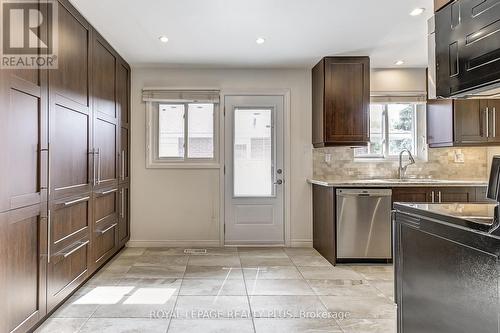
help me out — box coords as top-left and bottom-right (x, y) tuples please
(308, 178), (489, 187)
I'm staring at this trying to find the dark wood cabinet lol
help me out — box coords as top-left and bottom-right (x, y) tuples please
(392, 186), (482, 204)
(312, 56), (370, 147)
(0, 0), (130, 331)
(427, 99), (500, 147)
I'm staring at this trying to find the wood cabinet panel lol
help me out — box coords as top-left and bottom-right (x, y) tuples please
(47, 238), (89, 311)
(94, 189), (118, 225)
(0, 205), (47, 333)
(118, 184), (130, 246)
(120, 127), (129, 183)
(50, 197), (90, 246)
(117, 62), (130, 125)
(312, 185), (336, 265)
(93, 222), (118, 267)
(454, 99), (486, 144)
(94, 120), (117, 185)
(392, 187), (431, 204)
(93, 40), (116, 118)
(435, 187), (476, 203)
(312, 56), (370, 147)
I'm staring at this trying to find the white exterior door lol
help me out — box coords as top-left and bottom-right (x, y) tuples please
(224, 95), (284, 245)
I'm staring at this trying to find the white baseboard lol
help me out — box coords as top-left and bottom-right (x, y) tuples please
(290, 239), (313, 248)
(127, 240), (221, 248)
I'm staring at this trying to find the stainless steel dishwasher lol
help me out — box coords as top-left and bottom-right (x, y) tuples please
(336, 188), (392, 260)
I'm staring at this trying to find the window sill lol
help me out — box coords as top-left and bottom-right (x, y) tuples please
(146, 162), (221, 169)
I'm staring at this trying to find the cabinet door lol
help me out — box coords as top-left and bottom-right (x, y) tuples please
(117, 61), (130, 183)
(323, 57), (370, 145)
(0, 205), (47, 333)
(118, 184), (130, 247)
(487, 99), (500, 143)
(454, 99), (487, 144)
(434, 187), (475, 203)
(49, 2), (92, 201)
(392, 188), (431, 204)
(0, 65), (48, 214)
(92, 188), (119, 269)
(93, 34), (118, 191)
(426, 99), (453, 147)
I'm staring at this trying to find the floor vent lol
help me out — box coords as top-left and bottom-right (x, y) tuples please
(184, 249), (207, 254)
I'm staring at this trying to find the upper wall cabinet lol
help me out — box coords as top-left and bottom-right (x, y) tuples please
(427, 99), (500, 147)
(312, 56), (370, 147)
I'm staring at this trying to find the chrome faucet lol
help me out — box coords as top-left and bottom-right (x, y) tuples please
(399, 149), (416, 179)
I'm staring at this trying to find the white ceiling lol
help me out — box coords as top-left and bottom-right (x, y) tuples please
(69, 0), (433, 68)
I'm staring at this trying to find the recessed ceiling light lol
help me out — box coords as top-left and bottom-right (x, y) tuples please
(410, 8), (425, 16)
(256, 37), (266, 45)
(395, 60), (405, 66)
(159, 36), (169, 43)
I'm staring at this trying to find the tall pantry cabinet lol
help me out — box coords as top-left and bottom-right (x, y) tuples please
(0, 0), (131, 332)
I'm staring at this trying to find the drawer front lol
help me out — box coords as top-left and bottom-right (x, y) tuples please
(47, 238), (89, 310)
(50, 195), (90, 250)
(94, 188), (118, 227)
(93, 221), (118, 266)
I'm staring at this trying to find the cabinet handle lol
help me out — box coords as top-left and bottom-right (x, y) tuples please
(62, 196), (90, 207)
(486, 107), (490, 138)
(97, 188), (117, 196)
(121, 189), (125, 218)
(47, 210), (51, 263)
(63, 240), (89, 258)
(438, 191), (442, 203)
(99, 223), (117, 235)
(493, 107), (497, 138)
(121, 150), (125, 180)
(97, 148), (101, 184)
(431, 191), (435, 203)
(91, 149), (97, 186)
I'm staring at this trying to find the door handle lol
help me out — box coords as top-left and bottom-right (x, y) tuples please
(274, 179), (283, 185)
(98, 223), (117, 235)
(97, 148), (101, 184)
(121, 150), (125, 180)
(62, 196), (90, 207)
(47, 210), (51, 263)
(121, 189), (125, 218)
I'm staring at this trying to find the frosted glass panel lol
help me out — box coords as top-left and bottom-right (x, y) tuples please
(234, 108), (273, 197)
(159, 104), (185, 158)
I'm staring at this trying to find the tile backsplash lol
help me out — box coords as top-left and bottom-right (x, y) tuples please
(313, 147), (489, 180)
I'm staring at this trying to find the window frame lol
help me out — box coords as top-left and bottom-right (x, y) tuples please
(355, 103), (418, 160)
(146, 101), (220, 169)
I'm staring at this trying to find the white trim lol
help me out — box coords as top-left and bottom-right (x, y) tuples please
(127, 240), (221, 248)
(290, 239), (313, 248)
(220, 89), (292, 247)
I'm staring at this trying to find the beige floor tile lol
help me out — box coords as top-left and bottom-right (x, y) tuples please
(92, 292), (177, 318)
(125, 265), (186, 279)
(188, 255), (241, 266)
(307, 279), (384, 297)
(298, 266), (364, 280)
(338, 319), (397, 333)
(184, 266), (244, 279)
(34, 318), (87, 333)
(133, 254), (189, 266)
(349, 265), (394, 281)
(117, 277), (182, 290)
(246, 279), (314, 296)
(254, 318), (342, 332)
(51, 296), (99, 318)
(119, 247), (147, 257)
(179, 279), (247, 296)
(243, 266), (303, 280)
(79, 318), (170, 333)
(144, 248), (190, 256)
(199, 247), (239, 256)
(368, 280), (394, 300)
(289, 255), (331, 267)
(320, 296), (396, 319)
(249, 295), (327, 318)
(238, 247), (288, 258)
(283, 247), (321, 256)
(240, 256), (293, 267)
(168, 319), (254, 333)
(174, 296), (251, 319)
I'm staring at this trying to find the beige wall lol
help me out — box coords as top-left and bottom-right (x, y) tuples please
(130, 68), (313, 247)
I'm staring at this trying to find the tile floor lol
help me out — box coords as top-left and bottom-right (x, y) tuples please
(36, 247), (396, 333)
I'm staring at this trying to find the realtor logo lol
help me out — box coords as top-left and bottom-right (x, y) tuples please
(1, 0), (58, 69)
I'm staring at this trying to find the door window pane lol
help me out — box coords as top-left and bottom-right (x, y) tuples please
(159, 104), (185, 158)
(387, 104), (414, 155)
(234, 109), (273, 197)
(188, 103), (214, 158)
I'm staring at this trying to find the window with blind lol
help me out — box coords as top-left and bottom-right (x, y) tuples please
(144, 90), (220, 168)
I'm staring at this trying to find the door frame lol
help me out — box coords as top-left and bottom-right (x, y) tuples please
(220, 89), (291, 247)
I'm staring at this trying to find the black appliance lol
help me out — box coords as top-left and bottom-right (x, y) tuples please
(435, 0), (500, 98)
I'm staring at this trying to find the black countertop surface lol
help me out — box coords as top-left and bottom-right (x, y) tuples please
(393, 202), (499, 235)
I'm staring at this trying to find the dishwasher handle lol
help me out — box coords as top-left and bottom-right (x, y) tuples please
(336, 189), (392, 197)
